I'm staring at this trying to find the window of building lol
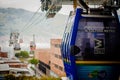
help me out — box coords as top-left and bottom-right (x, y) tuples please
(59, 55), (62, 59)
(54, 54), (62, 59)
(54, 64), (64, 71)
(59, 66), (63, 71)
(54, 44), (61, 48)
(54, 54), (59, 58)
(54, 64), (58, 69)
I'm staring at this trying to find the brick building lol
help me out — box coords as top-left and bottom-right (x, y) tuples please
(50, 39), (66, 77)
(34, 39), (66, 77)
(0, 52), (8, 58)
(35, 48), (51, 76)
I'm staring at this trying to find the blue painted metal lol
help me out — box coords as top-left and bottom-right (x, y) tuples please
(61, 8), (83, 80)
(61, 8), (120, 80)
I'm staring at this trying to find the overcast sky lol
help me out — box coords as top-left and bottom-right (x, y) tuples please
(0, 0), (73, 15)
(0, 0), (41, 11)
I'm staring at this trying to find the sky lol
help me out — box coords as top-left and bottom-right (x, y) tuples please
(0, 0), (42, 12)
(0, 0), (74, 15)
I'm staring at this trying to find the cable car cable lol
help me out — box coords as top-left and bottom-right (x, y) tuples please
(20, 2), (57, 34)
(21, 13), (47, 34)
(23, 16), (47, 34)
(20, 5), (41, 33)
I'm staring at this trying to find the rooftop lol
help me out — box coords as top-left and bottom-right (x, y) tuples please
(0, 58), (21, 63)
(0, 64), (9, 71)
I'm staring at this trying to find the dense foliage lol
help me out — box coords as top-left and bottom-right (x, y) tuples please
(15, 51), (29, 58)
(4, 74), (61, 80)
(28, 58), (39, 65)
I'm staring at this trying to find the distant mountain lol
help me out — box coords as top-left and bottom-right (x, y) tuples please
(0, 8), (68, 44)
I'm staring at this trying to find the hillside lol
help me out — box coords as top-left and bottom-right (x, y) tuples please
(0, 8), (68, 44)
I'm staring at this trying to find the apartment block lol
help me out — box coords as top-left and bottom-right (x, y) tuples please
(50, 39), (66, 77)
(35, 48), (51, 76)
(34, 39), (66, 77)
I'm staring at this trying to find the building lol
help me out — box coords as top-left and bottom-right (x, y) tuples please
(50, 39), (66, 77)
(0, 58), (27, 68)
(35, 39), (66, 77)
(0, 64), (9, 74)
(0, 52), (8, 58)
(35, 48), (51, 76)
(0, 58), (29, 76)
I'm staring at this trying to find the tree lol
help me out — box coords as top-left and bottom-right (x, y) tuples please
(15, 51), (29, 58)
(15, 51), (29, 62)
(4, 74), (16, 80)
(29, 58), (39, 76)
(40, 76), (61, 80)
(29, 58), (39, 65)
(4, 74), (40, 80)
(20, 51), (29, 58)
(4, 75), (61, 80)
(15, 53), (21, 57)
